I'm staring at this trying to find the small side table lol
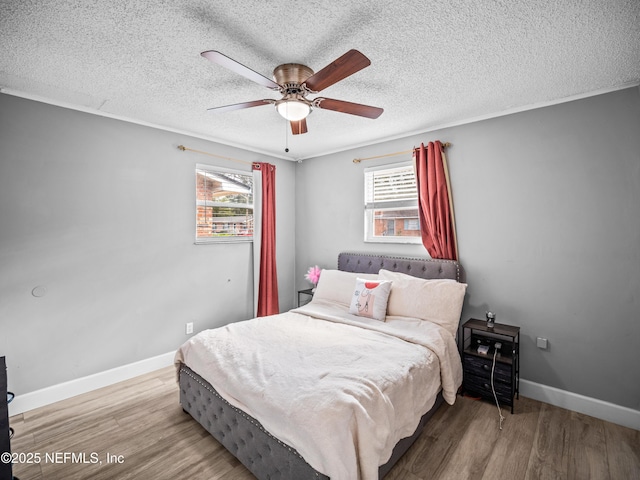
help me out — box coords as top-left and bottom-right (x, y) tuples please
(1, 357), (14, 480)
(460, 319), (520, 413)
(297, 288), (314, 307)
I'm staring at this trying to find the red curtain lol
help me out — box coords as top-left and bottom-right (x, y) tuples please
(252, 162), (279, 316)
(414, 141), (458, 260)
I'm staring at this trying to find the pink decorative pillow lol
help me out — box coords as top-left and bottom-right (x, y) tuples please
(349, 278), (392, 321)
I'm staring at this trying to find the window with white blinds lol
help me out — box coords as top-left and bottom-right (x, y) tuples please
(195, 164), (254, 244)
(364, 162), (421, 244)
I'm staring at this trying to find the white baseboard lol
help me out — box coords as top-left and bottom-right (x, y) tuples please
(520, 379), (640, 431)
(8, 351), (175, 417)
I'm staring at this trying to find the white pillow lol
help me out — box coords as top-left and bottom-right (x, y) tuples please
(313, 269), (379, 307)
(349, 278), (392, 321)
(378, 269), (467, 335)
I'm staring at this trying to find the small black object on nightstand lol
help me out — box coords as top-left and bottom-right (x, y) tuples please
(460, 319), (520, 413)
(297, 288), (314, 307)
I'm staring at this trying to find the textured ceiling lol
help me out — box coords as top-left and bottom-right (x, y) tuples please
(1, 0), (639, 160)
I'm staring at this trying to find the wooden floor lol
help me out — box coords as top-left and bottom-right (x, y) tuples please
(9, 366), (640, 480)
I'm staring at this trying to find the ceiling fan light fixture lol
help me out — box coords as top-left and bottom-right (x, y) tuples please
(276, 99), (310, 121)
(202, 50), (382, 134)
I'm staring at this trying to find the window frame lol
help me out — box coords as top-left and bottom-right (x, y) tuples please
(195, 163), (254, 244)
(363, 161), (422, 245)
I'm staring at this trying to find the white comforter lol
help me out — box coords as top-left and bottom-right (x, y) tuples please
(174, 300), (462, 480)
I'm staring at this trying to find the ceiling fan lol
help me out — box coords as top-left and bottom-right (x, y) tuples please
(201, 49), (383, 135)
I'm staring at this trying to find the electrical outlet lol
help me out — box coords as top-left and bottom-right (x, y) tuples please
(185, 322), (194, 335)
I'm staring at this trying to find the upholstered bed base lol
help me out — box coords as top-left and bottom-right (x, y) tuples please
(179, 365), (329, 479)
(179, 365), (444, 479)
(179, 252), (463, 479)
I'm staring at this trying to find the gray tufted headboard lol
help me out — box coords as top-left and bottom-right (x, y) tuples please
(338, 252), (464, 283)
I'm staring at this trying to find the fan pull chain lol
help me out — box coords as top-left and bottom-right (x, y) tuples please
(284, 117), (289, 153)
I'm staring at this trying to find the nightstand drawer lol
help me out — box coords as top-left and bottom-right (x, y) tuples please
(464, 373), (513, 405)
(463, 355), (511, 383)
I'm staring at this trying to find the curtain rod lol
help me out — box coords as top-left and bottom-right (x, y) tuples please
(352, 142), (451, 164)
(178, 145), (252, 165)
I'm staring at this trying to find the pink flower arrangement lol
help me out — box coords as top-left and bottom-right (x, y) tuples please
(305, 265), (321, 285)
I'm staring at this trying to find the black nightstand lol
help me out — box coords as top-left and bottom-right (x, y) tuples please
(297, 288), (314, 307)
(460, 319), (520, 413)
(1, 357), (14, 480)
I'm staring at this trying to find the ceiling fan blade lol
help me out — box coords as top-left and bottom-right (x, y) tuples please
(314, 98), (383, 119)
(290, 118), (308, 135)
(207, 100), (274, 113)
(201, 50), (280, 90)
(303, 50), (371, 92)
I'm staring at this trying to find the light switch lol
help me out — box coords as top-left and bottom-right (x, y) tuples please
(536, 337), (548, 349)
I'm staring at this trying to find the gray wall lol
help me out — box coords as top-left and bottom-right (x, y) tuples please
(0, 94), (296, 394)
(295, 87), (640, 410)
(3, 87), (639, 412)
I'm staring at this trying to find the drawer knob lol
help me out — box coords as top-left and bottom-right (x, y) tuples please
(483, 364), (490, 371)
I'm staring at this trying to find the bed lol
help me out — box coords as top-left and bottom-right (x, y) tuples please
(175, 252), (466, 480)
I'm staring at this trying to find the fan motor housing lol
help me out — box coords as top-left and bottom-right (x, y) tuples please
(273, 63), (314, 87)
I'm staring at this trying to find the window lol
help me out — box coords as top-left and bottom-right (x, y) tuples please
(364, 162), (421, 244)
(195, 164), (253, 243)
